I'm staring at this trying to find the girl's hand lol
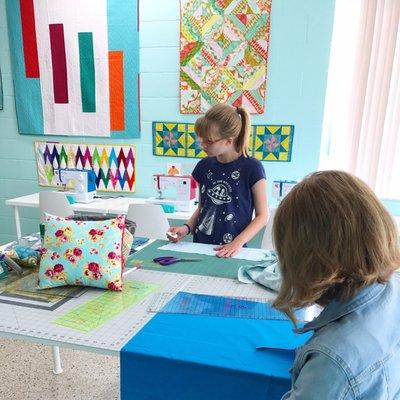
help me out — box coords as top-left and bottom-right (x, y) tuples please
(214, 240), (244, 258)
(166, 226), (189, 243)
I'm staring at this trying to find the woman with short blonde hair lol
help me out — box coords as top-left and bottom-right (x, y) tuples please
(274, 171), (400, 399)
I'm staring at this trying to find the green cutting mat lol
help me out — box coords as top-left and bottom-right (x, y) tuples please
(53, 281), (159, 333)
(127, 240), (259, 279)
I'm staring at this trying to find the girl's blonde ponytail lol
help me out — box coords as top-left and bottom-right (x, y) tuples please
(235, 106), (251, 157)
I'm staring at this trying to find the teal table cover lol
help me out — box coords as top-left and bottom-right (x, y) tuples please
(121, 294), (311, 400)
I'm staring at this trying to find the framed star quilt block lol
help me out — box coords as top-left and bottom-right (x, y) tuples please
(153, 122), (293, 161)
(253, 125), (294, 161)
(153, 123), (187, 157)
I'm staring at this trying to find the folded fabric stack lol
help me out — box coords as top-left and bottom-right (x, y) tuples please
(4, 245), (41, 268)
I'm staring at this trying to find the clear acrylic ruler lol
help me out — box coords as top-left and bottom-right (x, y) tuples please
(148, 291), (290, 320)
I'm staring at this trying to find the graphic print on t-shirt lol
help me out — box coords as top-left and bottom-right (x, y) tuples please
(207, 182), (232, 205)
(198, 177), (233, 239)
(197, 207), (216, 235)
(192, 156), (265, 245)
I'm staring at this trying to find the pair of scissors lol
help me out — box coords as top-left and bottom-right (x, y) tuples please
(153, 256), (202, 266)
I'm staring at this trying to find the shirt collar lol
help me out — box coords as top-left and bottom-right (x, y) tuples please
(295, 281), (386, 334)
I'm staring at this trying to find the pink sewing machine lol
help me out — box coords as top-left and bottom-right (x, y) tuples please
(147, 174), (198, 212)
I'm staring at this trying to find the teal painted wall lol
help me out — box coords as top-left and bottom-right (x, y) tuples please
(0, 0), (336, 244)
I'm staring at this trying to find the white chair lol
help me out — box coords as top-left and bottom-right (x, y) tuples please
(39, 191), (74, 222)
(261, 207), (277, 250)
(126, 203), (170, 240)
(38, 190), (74, 375)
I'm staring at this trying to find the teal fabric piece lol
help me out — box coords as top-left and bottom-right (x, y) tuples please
(78, 32), (95, 113)
(13, 245), (39, 259)
(38, 214), (125, 291)
(0, 66), (3, 110)
(129, 240), (260, 279)
(161, 204), (175, 213)
(5, 0), (43, 134)
(238, 250), (281, 292)
(121, 305), (312, 400)
(66, 195), (76, 204)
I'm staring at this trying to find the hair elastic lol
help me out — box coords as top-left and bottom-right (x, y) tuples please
(183, 223), (191, 235)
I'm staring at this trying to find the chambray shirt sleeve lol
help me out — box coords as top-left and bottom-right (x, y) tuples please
(281, 351), (355, 400)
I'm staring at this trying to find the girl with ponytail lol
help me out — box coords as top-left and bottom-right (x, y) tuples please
(167, 103), (269, 258)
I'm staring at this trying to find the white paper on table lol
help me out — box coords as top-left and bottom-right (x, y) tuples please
(158, 242), (268, 262)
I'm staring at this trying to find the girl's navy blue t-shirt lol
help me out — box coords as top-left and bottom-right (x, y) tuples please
(192, 155), (266, 245)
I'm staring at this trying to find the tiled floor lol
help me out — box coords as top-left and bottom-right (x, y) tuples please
(0, 337), (119, 400)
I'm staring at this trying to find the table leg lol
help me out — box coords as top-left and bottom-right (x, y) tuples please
(52, 346), (63, 374)
(14, 206), (22, 240)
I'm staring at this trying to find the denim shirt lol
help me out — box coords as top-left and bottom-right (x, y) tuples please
(282, 273), (400, 400)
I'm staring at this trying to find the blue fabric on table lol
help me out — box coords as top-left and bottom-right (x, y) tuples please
(120, 304), (311, 400)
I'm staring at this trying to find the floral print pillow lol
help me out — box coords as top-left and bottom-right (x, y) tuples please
(38, 214), (126, 291)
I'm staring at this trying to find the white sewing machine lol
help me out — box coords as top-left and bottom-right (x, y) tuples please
(147, 174), (198, 212)
(55, 169), (97, 203)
